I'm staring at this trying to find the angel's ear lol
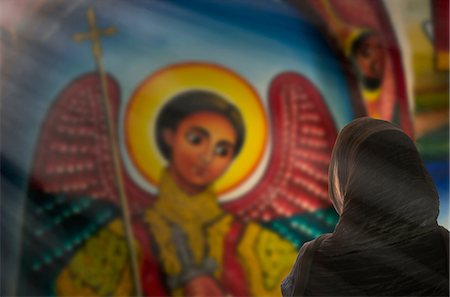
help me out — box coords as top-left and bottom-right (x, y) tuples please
(162, 128), (175, 147)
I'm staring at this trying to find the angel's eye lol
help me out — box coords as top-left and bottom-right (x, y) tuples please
(186, 131), (203, 145)
(214, 144), (233, 157)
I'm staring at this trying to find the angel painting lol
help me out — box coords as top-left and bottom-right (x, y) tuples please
(18, 62), (338, 296)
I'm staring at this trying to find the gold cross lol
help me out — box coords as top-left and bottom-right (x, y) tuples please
(73, 8), (117, 60)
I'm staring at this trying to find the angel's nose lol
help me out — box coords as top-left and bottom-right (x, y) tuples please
(200, 146), (214, 164)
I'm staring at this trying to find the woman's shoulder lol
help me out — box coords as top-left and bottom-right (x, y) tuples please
(281, 233), (332, 296)
(438, 225), (449, 239)
(438, 225), (449, 261)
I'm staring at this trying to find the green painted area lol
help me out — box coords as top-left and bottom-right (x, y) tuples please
(417, 124), (449, 161)
(415, 92), (449, 112)
(263, 207), (339, 249)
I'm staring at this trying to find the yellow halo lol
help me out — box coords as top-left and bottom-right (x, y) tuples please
(125, 62), (268, 194)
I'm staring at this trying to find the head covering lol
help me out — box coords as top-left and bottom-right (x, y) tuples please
(328, 117), (439, 245)
(305, 118), (448, 296)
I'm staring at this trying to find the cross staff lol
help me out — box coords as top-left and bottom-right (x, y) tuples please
(73, 8), (142, 296)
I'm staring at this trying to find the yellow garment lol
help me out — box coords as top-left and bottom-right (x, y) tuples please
(238, 223), (298, 296)
(145, 170), (298, 296)
(56, 219), (134, 296)
(56, 170), (298, 296)
(144, 170), (227, 279)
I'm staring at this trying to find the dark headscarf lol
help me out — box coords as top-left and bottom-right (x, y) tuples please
(328, 117), (440, 245)
(285, 118), (448, 296)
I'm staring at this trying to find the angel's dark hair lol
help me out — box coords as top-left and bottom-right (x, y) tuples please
(155, 90), (245, 160)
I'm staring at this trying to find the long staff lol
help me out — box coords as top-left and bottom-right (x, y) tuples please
(73, 8), (142, 296)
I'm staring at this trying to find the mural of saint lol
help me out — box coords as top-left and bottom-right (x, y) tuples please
(18, 62), (339, 296)
(3, 1), (424, 296)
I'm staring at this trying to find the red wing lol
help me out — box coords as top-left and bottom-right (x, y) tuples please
(222, 72), (337, 222)
(29, 72), (152, 214)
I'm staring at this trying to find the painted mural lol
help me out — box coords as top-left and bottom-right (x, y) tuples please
(400, 0), (449, 226)
(0, 0), (447, 296)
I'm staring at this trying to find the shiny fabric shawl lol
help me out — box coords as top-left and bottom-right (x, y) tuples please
(282, 118), (449, 296)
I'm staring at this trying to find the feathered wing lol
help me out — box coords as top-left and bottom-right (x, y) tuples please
(27, 72), (151, 210)
(18, 73), (151, 295)
(222, 72), (339, 245)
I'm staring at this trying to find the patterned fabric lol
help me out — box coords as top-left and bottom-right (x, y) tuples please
(18, 189), (120, 296)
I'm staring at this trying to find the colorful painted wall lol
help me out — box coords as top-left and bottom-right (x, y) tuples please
(1, 0), (448, 296)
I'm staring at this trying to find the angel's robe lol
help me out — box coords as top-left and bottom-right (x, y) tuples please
(55, 170), (297, 296)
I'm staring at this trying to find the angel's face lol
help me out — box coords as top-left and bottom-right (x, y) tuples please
(164, 111), (237, 194)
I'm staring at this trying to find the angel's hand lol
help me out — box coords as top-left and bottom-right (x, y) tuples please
(167, 224), (218, 289)
(183, 275), (225, 297)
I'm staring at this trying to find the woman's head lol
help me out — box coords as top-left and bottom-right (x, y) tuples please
(329, 118), (439, 237)
(156, 90), (245, 191)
